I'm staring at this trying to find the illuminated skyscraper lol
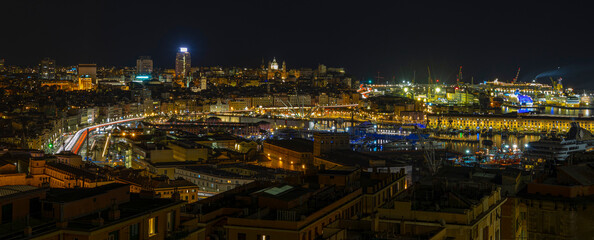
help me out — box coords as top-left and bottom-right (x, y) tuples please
(136, 56), (153, 75)
(0, 59), (5, 71)
(39, 57), (56, 80)
(175, 47), (191, 82)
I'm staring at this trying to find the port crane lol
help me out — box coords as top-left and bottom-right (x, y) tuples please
(456, 66), (463, 84)
(427, 66), (432, 97)
(512, 67), (521, 83)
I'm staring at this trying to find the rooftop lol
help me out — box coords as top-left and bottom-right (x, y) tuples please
(265, 138), (314, 153)
(0, 185), (40, 198)
(66, 194), (183, 230)
(169, 140), (208, 149)
(319, 166), (359, 175)
(46, 162), (110, 182)
(318, 150), (383, 168)
(557, 163), (594, 186)
(45, 183), (127, 202)
(182, 165), (245, 179)
(114, 169), (197, 189)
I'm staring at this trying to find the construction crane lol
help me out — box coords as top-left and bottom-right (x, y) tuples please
(427, 66), (432, 97)
(456, 66), (463, 84)
(549, 77), (564, 93)
(375, 72), (384, 84)
(512, 67), (521, 83)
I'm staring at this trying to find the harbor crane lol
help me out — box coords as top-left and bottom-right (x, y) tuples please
(456, 66), (463, 84)
(427, 66), (432, 97)
(512, 67), (521, 83)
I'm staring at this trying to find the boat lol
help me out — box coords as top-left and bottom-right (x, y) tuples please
(565, 95), (581, 108)
(524, 137), (587, 161)
(525, 123), (590, 161)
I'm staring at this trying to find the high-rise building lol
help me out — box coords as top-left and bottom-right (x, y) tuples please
(175, 48), (192, 86)
(0, 59), (5, 71)
(175, 47), (191, 82)
(135, 56), (153, 75)
(77, 64), (97, 84)
(39, 57), (56, 80)
(200, 76), (207, 91)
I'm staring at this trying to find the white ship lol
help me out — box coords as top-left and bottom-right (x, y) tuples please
(525, 138), (587, 161)
(525, 122), (592, 161)
(565, 96), (580, 108)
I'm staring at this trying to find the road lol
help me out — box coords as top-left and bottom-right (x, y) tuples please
(57, 117), (144, 154)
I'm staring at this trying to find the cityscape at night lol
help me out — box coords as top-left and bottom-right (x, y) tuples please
(1, 1), (594, 240)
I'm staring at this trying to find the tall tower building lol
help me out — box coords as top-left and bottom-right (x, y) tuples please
(39, 57), (56, 80)
(136, 56), (153, 75)
(0, 59), (5, 71)
(175, 47), (191, 81)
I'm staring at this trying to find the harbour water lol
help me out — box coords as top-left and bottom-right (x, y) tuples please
(437, 133), (540, 153)
(502, 106), (591, 117)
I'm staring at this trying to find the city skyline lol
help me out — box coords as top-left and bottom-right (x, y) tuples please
(2, 2), (594, 239)
(2, 1), (594, 88)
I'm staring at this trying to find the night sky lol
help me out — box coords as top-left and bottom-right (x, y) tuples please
(2, 1), (594, 88)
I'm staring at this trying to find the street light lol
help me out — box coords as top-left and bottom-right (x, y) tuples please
(435, 87), (441, 93)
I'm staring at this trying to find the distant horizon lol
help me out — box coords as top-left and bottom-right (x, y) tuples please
(2, 1), (594, 88)
(3, 56), (594, 90)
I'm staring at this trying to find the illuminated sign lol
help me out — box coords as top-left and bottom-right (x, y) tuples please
(136, 75), (150, 79)
(180, 47), (188, 52)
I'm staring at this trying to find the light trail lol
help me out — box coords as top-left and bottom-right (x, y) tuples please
(58, 117), (144, 154)
(102, 134), (111, 157)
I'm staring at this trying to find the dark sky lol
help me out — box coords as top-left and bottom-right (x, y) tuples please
(2, 1), (594, 88)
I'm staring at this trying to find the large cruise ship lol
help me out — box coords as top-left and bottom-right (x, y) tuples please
(525, 122), (593, 161)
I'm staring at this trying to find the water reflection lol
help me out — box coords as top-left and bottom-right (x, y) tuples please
(438, 133), (540, 153)
(502, 106), (591, 117)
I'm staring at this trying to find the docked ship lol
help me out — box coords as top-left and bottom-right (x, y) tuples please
(565, 95), (581, 108)
(525, 122), (592, 161)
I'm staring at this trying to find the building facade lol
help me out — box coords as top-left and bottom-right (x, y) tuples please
(175, 48), (191, 84)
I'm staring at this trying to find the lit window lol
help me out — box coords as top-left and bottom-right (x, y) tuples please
(148, 217), (158, 236)
(257, 234), (271, 240)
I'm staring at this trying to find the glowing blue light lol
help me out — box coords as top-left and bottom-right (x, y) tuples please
(517, 94), (533, 105)
(136, 75), (149, 79)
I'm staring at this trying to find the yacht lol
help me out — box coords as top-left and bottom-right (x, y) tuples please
(524, 138), (587, 161)
(525, 123), (591, 161)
